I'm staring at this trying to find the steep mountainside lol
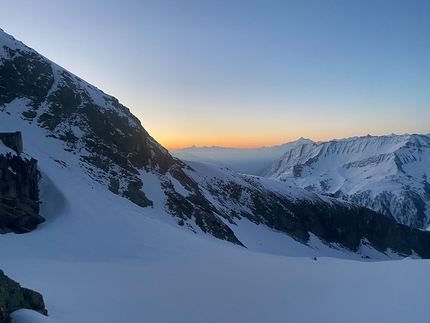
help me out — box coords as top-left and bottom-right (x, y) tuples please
(183, 161), (430, 258)
(264, 134), (430, 229)
(171, 138), (313, 175)
(0, 28), (243, 245)
(2, 28), (430, 258)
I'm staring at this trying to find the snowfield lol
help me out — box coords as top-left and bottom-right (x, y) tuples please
(0, 112), (430, 323)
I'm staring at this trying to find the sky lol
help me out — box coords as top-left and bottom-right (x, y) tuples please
(1, 0), (430, 150)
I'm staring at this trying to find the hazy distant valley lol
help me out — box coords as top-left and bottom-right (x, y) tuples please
(171, 137), (313, 175)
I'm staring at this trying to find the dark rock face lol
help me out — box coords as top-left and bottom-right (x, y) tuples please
(195, 173), (430, 258)
(0, 143), (44, 233)
(0, 132), (22, 153)
(274, 198), (430, 258)
(0, 45), (54, 110)
(0, 269), (47, 323)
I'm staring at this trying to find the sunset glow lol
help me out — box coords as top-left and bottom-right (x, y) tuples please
(1, 0), (429, 150)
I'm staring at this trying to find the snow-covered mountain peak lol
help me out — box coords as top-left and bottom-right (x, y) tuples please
(264, 133), (430, 228)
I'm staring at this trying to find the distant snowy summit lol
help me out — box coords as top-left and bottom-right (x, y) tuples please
(171, 137), (313, 175)
(264, 134), (430, 229)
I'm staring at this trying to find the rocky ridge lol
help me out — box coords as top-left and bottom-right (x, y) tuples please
(183, 161), (430, 258)
(0, 28), (242, 245)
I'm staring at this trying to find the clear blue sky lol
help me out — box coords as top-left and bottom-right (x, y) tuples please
(1, 0), (430, 149)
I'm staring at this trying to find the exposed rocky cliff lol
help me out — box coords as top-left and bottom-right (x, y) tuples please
(0, 132), (22, 153)
(183, 162), (430, 258)
(0, 269), (47, 323)
(0, 132), (44, 233)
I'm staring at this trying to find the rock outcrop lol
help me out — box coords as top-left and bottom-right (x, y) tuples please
(0, 132), (22, 153)
(0, 269), (47, 323)
(0, 133), (45, 233)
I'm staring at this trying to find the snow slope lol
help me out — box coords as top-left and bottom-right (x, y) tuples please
(0, 90), (429, 323)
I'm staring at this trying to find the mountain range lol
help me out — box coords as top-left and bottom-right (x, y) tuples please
(264, 134), (430, 230)
(1, 28), (430, 322)
(171, 138), (313, 175)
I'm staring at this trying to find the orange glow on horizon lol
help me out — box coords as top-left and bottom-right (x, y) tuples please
(151, 123), (356, 151)
(158, 136), (303, 151)
(154, 127), (418, 152)
(155, 129), (334, 151)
